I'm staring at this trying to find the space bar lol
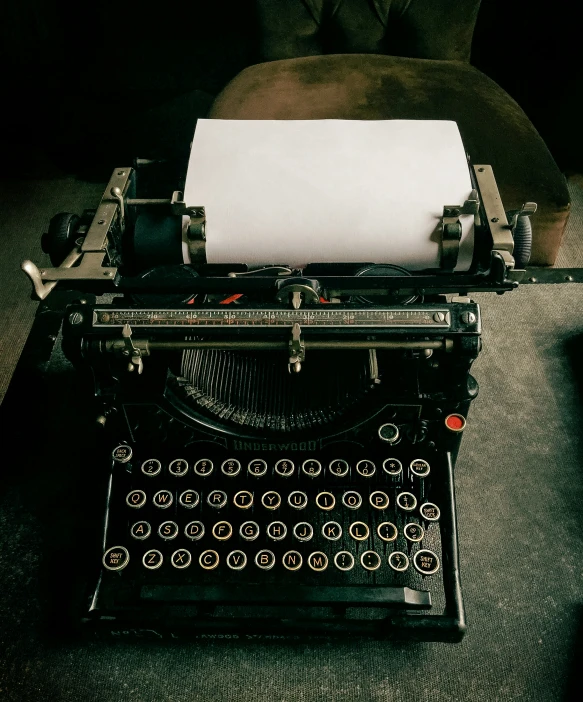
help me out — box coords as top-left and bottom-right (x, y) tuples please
(140, 584), (431, 609)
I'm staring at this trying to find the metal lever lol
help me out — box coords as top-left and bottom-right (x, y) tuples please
(21, 246), (84, 300)
(288, 323), (305, 373)
(122, 324), (144, 374)
(110, 187), (125, 230)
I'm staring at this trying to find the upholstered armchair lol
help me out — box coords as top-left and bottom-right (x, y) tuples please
(209, 0), (570, 265)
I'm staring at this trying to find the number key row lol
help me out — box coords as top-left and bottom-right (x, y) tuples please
(135, 457), (431, 479)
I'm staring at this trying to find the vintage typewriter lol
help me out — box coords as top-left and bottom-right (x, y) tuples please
(21, 158), (535, 642)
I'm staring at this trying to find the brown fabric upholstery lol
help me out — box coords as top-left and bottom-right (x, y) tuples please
(256, 0), (482, 62)
(210, 55), (570, 265)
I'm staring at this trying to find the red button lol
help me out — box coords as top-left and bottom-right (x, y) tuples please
(445, 414), (466, 432)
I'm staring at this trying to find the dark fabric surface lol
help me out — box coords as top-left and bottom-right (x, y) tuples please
(472, 0), (583, 173)
(1, 284), (582, 701)
(0, 173), (104, 403)
(256, 0), (482, 62)
(210, 54), (570, 266)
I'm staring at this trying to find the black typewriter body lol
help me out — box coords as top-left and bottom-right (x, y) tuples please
(21, 159), (534, 642)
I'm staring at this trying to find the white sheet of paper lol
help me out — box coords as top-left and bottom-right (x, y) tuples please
(184, 119), (474, 270)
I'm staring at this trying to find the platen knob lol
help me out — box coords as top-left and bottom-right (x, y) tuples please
(378, 423), (400, 444)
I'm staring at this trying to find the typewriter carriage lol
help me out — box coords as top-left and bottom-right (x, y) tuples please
(24, 160), (536, 303)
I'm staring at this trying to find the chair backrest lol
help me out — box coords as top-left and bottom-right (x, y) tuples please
(257, 0), (482, 62)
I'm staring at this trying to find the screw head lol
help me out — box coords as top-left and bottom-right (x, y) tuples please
(68, 312), (83, 325)
(491, 217), (499, 223)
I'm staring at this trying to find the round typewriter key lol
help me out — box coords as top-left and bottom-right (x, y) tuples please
(233, 490), (254, 509)
(130, 521), (151, 540)
(103, 546), (129, 571)
(361, 551), (382, 571)
(348, 521), (369, 541)
(282, 550), (303, 571)
(261, 491), (281, 510)
(322, 521), (342, 541)
(199, 550), (220, 570)
(226, 550), (247, 571)
(315, 491), (335, 511)
(193, 458), (214, 476)
(404, 522), (425, 543)
(112, 445), (132, 463)
(413, 549), (440, 576)
(212, 521), (233, 541)
(240, 521), (260, 541)
(171, 549), (192, 569)
(255, 549), (276, 570)
(382, 458), (403, 477)
(396, 491), (417, 512)
(342, 491), (362, 510)
(153, 490), (173, 509)
(293, 522), (313, 542)
(307, 551), (328, 572)
(378, 423), (400, 444)
(420, 502), (441, 522)
(388, 551), (410, 572)
(141, 459), (162, 476)
(301, 459), (322, 477)
(126, 490), (146, 509)
(266, 521), (287, 541)
(221, 458), (241, 477)
(184, 521), (205, 540)
(445, 413), (466, 433)
(377, 522), (398, 542)
(158, 521), (179, 540)
(328, 459), (349, 478)
(248, 459), (268, 477)
(410, 459), (430, 478)
(143, 549), (163, 570)
(288, 491), (308, 510)
(369, 491), (390, 510)
(168, 459), (189, 477)
(356, 460), (376, 478)
(207, 490), (227, 509)
(334, 551), (355, 571)
(179, 489), (200, 509)
(275, 459), (295, 477)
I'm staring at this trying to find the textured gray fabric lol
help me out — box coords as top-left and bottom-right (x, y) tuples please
(554, 177), (583, 268)
(0, 175), (104, 404)
(1, 175), (583, 701)
(1, 285), (582, 701)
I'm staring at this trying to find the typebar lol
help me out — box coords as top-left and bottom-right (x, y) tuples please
(140, 584), (431, 609)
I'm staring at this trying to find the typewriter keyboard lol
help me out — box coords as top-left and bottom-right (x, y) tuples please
(103, 446), (445, 596)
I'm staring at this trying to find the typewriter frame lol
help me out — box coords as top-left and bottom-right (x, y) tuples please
(19, 160), (532, 642)
(68, 303), (473, 642)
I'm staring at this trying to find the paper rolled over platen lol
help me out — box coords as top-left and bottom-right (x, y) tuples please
(183, 119), (475, 271)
